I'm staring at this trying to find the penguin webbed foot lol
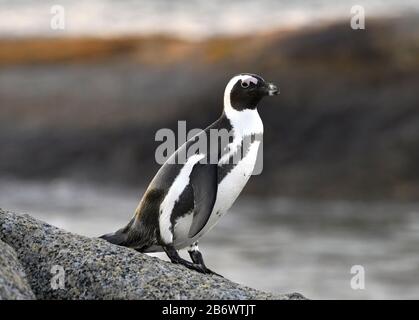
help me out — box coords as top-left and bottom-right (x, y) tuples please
(188, 247), (223, 277)
(201, 267), (224, 278)
(163, 244), (223, 277)
(181, 261), (223, 277)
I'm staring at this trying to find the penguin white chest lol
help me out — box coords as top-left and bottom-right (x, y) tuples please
(173, 109), (263, 248)
(207, 139), (261, 227)
(171, 139), (261, 249)
(194, 109), (264, 240)
(213, 108), (264, 216)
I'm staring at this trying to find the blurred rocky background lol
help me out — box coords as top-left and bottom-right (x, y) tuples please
(1, 0), (419, 299)
(1, 17), (419, 200)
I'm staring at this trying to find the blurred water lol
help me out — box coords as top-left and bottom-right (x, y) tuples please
(0, 0), (418, 39)
(1, 178), (419, 299)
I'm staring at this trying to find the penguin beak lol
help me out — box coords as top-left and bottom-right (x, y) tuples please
(266, 82), (279, 96)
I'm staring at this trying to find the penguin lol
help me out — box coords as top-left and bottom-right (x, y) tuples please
(100, 73), (279, 275)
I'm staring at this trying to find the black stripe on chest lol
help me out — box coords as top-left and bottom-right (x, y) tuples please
(167, 115), (233, 227)
(217, 132), (262, 183)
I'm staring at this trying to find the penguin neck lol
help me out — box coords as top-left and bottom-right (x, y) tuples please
(223, 103), (264, 137)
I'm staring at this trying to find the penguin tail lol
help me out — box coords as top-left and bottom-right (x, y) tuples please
(99, 217), (136, 246)
(99, 230), (129, 246)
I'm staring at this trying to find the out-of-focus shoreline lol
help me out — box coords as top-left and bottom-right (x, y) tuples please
(1, 15), (415, 66)
(0, 29), (291, 66)
(1, 0), (417, 40)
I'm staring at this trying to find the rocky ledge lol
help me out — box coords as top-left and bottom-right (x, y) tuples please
(0, 209), (304, 300)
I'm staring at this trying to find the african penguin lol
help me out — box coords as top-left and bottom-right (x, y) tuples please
(100, 73), (279, 275)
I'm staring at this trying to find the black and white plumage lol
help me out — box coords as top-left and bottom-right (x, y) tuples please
(101, 73), (279, 275)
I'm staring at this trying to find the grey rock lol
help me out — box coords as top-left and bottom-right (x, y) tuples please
(0, 239), (35, 300)
(0, 208), (304, 300)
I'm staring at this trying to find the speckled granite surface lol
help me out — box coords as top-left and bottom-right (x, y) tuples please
(0, 239), (35, 299)
(0, 208), (305, 300)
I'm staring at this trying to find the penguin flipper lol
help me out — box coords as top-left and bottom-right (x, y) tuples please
(188, 163), (218, 238)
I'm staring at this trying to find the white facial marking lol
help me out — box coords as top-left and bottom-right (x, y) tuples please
(223, 74), (259, 113)
(159, 153), (205, 244)
(242, 77), (258, 87)
(223, 75), (264, 138)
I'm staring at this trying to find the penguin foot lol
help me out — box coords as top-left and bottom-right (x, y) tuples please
(201, 267), (224, 278)
(163, 244), (223, 276)
(176, 261), (223, 277)
(170, 256), (208, 274)
(187, 241), (223, 277)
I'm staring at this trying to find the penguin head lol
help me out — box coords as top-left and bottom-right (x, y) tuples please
(224, 73), (279, 111)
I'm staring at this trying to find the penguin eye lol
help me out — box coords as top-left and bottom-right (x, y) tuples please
(241, 81), (249, 88)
